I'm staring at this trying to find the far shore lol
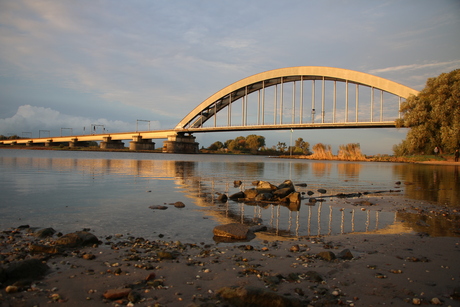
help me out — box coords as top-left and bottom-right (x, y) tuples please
(1, 145), (459, 165)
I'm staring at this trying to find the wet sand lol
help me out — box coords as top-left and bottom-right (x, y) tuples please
(1, 200), (460, 307)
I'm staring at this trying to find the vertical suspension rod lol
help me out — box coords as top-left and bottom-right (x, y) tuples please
(355, 84), (359, 122)
(280, 77), (284, 124)
(262, 81), (265, 125)
(371, 87), (374, 122)
(380, 90), (384, 121)
(300, 76), (304, 124)
(228, 92), (232, 126)
(321, 76), (325, 123)
(292, 81), (296, 124)
(333, 80), (337, 123)
(274, 84), (278, 124)
(312, 80), (315, 123)
(345, 80), (349, 122)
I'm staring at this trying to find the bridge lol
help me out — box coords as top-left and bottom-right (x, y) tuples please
(1, 66), (419, 153)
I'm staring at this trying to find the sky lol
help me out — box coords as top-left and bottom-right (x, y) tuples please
(0, 0), (459, 154)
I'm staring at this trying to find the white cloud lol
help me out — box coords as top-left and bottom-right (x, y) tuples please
(0, 105), (159, 137)
(368, 60), (460, 74)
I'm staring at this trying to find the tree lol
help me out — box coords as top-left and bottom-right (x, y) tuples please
(276, 142), (287, 153)
(395, 69), (460, 155)
(294, 137), (311, 155)
(245, 134), (265, 152)
(208, 141), (223, 151)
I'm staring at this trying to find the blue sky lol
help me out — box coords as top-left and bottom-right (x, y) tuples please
(0, 0), (459, 154)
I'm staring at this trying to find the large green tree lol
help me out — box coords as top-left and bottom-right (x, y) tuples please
(394, 69), (460, 155)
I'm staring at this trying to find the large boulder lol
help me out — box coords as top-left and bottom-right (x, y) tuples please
(213, 223), (249, 240)
(54, 231), (100, 248)
(244, 189), (259, 199)
(4, 259), (49, 282)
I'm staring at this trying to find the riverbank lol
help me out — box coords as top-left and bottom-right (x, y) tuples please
(1, 226), (459, 307)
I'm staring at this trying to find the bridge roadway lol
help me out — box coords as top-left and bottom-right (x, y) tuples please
(0, 120), (396, 151)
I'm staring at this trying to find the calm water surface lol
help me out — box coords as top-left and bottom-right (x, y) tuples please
(0, 149), (458, 243)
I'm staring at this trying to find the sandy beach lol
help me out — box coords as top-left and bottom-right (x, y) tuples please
(1, 196), (459, 307)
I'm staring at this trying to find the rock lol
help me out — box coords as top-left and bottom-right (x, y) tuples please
(145, 272), (156, 281)
(217, 286), (305, 307)
(278, 180), (295, 190)
(273, 187), (294, 199)
(430, 297), (442, 305)
(5, 285), (18, 293)
(33, 227), (56, 238)
(257, 181), (277, 190)
(317, 251), (336, 261)
(174, 201), (185, 208)
(229, 191), (245, 200)
(82, 253), (96, 260)
(249, 225), (267, 233)
(317, 188), (327, 194)
(149, 205), (168, 210)
(103, 288), (132, 300)
(305, 271), (323, 283)
(337, 249), (354, 260)
(233, 180), (242, 187)
(55, 231), (100, 247)
(128, 291), (141, 303)
(307, 191), (314, 196)
(290, 245), (300, 252)
(5, 259), (49, 282)
(244, 189), (259, 199)
(287, 192), (301, 203)
(157, 251), (176, 259)
(213, 223), (249, 240)
(255, 193), (273, 201)
(29, 244), (60, 254)
(217, 194), (228, 202)
(0, 266), (7, 283)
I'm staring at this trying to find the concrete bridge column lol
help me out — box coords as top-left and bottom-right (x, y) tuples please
(69, 138), (89, 148)
(45, 140), (60, 147)
(162, 134), (199, 154)
(100, 137), (125, 149)
(129, 135), (155, 151)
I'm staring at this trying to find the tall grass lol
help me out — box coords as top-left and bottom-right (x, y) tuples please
(337, 143), (367, 161)
(309, 143), (334, 160)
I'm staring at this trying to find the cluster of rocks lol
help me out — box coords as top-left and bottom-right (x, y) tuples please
(229, 179), (302, 204)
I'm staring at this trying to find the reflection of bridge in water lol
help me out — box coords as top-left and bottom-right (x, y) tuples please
(1, 66), (419, 153)
(2, 155), (414, 238)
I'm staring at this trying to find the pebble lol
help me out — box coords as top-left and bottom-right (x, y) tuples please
(5, 285), (18, 293)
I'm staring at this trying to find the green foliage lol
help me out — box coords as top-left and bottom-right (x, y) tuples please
(395, 69), (460, 155)
(294, 137), (311, 155)
(207, 141), (224, 151)
(276, 142), (287, 153)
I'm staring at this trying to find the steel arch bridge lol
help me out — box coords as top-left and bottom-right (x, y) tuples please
(177, 66), (419, 132)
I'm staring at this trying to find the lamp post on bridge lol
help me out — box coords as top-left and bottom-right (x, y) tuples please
(39, 130), (50, 138)
(22, 132), (32, 138)
(136, 120), (151, 132)
(60, 128), (73, 136)
(90, 124), (106, 135)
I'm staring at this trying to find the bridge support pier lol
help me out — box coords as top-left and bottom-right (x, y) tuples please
(69, 138), (89, 148)
(162, 134), (199, 154)
(100, 137), (125, 149)
(129, 136), (155, 151)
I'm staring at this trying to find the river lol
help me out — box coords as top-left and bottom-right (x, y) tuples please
(0, 149), (458, 244)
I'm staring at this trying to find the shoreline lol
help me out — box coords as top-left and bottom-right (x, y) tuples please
(2, 145), (459, 165)
(1, 226), (459, 306)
